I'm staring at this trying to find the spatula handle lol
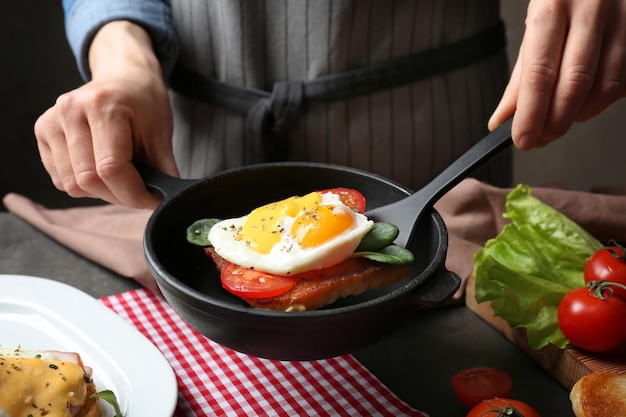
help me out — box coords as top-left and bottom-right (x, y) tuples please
(418, 116), (513, 212)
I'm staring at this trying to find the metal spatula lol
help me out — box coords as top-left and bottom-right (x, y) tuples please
(365, 116), (513, 248)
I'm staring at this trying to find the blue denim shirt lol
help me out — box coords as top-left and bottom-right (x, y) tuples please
(63, 0), (179, 81)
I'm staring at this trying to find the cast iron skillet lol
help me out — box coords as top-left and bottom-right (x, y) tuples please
(141, 116), (513, 361)
(141, 163), (461, 360)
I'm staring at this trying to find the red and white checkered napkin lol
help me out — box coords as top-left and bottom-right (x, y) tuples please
(100, 289), (428, 417)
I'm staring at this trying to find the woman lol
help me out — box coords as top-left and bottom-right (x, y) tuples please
(35, 0), (626, 209)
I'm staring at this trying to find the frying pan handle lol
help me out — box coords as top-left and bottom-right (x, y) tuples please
(410, 268), (462, 306)
(134, 162), (197, 199)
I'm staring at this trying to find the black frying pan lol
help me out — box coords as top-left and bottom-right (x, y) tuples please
(141, 162), (461, 360)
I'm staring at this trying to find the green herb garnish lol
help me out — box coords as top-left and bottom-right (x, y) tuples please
(186, 218), (220, 247)
(91, 390), (124, 417)
(352, 244), (414, 265)
(355, 222), (399, 251)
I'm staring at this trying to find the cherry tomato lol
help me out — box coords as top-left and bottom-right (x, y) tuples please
(451, 367), (513, 408)
(220, 263), (296, 299)
(466, 398), (540, 417)
(320, 188), (367, 213)
(557, 283), (626, 352)
(584, 245), (626, 299)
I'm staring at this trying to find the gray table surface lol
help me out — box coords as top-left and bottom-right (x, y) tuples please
(0, 212), (574, 416)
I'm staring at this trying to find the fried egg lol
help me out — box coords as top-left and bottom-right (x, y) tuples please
(208, 191), (373, 275)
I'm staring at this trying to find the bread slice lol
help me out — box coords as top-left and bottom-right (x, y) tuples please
(205, 247), (409, 311)
(570, 372), (626, 417)
(75, 379), (101, 417)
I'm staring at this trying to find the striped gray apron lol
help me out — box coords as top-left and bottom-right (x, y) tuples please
(168, 0), (512, 190)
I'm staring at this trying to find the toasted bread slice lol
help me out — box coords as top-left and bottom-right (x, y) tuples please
(205, 247), (409, 311)
(570, 372), (626, 417)
(75, 379), (101, 417)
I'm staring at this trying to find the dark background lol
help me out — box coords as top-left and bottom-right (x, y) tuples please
(1, 1), (86, 210)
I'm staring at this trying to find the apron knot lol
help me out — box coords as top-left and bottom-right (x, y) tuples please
(169, 19), (507, 166)
(246, 80), (305, 164)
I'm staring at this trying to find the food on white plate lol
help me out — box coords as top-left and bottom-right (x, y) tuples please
(570, 372), (626, 417)
(0, 346), (122, 417)
(187, 188), (413, 311)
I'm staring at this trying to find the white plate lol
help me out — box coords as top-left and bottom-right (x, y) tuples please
(0, 274), (177, 417)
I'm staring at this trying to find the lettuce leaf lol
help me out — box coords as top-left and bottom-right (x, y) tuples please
(473, 184), (602, 350)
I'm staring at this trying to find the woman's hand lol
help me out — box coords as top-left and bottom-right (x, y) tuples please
(490, 0), (626, 149)
(34, 21), (178, 209)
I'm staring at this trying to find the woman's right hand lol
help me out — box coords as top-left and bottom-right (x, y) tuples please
(490, 0), (626, 149)
(34, 21), (178, 210)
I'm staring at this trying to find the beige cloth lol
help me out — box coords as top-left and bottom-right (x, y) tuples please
(3, 194), (157, 294)
(5, 178), (626, 300)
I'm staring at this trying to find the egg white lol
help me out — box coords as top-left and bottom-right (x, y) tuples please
(0, 346), (61, 360)
(209, 192), (373, 275)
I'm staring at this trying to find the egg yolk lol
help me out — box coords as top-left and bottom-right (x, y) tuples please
(293, 205), (354, 248)
(239, 192), (355, 253)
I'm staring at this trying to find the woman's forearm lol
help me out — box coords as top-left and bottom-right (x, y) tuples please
(88, 20), (163, 81)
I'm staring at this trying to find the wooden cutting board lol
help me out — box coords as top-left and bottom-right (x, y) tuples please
(465, 275), (626, 390)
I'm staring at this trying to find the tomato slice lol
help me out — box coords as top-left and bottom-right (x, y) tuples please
(451, 367), (513, 409)
(319, 188), (367, 213)
(220, 262), (296, 299)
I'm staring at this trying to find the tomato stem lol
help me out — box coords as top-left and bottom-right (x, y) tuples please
(587, 280), (626, 300)
(607, 240), (626, 261)
(481, 399), (525, 417)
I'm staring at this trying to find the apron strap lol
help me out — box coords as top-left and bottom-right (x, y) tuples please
(169, 19), (507, 164)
